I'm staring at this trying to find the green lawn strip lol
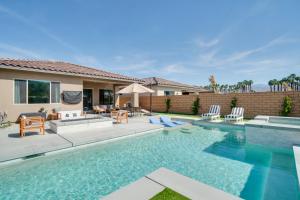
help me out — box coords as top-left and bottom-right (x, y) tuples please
(150, 188), (190, 200)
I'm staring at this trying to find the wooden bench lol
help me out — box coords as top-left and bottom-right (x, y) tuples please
(19, 116), (45, 137)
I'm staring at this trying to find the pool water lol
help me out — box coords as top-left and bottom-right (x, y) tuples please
(0, 125), (299, 200)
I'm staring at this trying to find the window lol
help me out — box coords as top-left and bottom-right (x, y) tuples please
(51, 82), (60, 103)
(14, 79), (27, 104)
(14, 79), (60, 104)
(99, 89), (113, 105)
(28, 80), (50, 104)
(164, 91), (174, 96)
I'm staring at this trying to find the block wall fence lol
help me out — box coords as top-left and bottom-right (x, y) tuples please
(119, 91), (300, 118)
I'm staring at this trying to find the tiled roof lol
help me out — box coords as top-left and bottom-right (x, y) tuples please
(143, 77), (207, 92)
(0, 59), (142, 82)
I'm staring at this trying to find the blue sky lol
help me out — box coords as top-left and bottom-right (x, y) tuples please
(0, 0), (300, 85)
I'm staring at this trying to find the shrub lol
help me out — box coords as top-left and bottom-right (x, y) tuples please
(165, 98), (171, 113)
(192, 97), (200, 115)
(230, 97), (238, 109)
(281, 96), (292, 116)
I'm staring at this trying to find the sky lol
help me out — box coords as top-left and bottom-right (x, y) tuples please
(0, 0), (300, 86)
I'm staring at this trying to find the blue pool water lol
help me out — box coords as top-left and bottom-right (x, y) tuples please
(0, 125), (299, 200)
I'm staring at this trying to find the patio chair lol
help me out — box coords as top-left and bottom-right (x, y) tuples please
(111, 110), (128, 123)
(19, 116), (45, 137)
(160, 116), (185, 125)
(202, 105), (221, 120)
(225, 107), (244, 122)
(93, 105), (106, 114)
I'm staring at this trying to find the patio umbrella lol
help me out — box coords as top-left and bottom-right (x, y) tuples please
(116, 83), (154, 112)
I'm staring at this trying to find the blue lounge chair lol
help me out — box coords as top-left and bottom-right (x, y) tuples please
(149, 117), (161, 125)
(149, 117), (176, 127)
(160, 116), (185, 126)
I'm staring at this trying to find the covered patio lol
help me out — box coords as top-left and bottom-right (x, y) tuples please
(82, 79), (133, 111)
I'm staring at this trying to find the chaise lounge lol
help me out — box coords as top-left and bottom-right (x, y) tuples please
(225, 107), (244, 122)
(202, 105), (221, 120)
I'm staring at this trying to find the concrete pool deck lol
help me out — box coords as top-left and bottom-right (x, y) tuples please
(0, 116), (164, 163)
(103, 167), (242, 200)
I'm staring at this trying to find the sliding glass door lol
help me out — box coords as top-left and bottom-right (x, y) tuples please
(83, 89), (93, 110)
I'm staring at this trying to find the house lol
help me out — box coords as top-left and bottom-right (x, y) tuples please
(0, 59), (143, 121)
(142, 77), (207, 96)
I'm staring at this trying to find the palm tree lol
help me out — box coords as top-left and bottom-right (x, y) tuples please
(282, 81), (289, 91)
(275, 79), (280, 92)
(287, 74), (296, 90)
(268, 80), (273, 92)
(296, 76), (300, 91)
(279, 79), (283, 91)
(219, 84), (224, 93)
(209, 75), (217, 93)
(224, 84), (229, 93)
(248, 80), (253, 92)
(271, 79), (278, 92)
(281, 78), (288, 91)
(242, 80), (248, 92)
(236, 82), (243, 92)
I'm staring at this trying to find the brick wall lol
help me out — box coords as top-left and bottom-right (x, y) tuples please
(120, 91), (300, 118)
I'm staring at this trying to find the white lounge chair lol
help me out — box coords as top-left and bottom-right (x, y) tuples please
(225, 107), (244, 122)
(202, 105), (221, 120)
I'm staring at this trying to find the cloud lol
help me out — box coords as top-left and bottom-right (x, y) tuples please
(194, 38), (219, 48)
(162, 64), (185, 73)
(73, 55), (102, 66)
(0, 43), (42, 59)
(0, 4), (78, 52)
(224, 35), (300, 63)
(0, 4), (101, 65)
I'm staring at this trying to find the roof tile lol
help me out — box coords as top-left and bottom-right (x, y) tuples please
(0, 59), (142, 82)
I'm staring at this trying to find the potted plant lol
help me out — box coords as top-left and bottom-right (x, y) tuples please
(38, 107), (48, 119)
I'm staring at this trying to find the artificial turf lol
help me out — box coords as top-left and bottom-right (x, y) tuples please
(150, 188), (190, 200)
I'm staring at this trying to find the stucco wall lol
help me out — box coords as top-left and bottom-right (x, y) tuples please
(120, 91), (300, 118)
(151, 86), (182, 96)
(0, 69), (83, 121)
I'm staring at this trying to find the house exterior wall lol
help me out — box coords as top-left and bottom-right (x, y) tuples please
(0, 68), (83, 121)
(150, 86), (182, 96)
(120, 91), (300, 118)
(0, 69), (127, 121)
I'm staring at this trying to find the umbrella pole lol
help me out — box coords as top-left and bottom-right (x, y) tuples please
(150, 93), (152, 115)
(149, 84), (153, 115)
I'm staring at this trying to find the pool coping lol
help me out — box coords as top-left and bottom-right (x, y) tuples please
(246, 120), (300, 131)
(293, 146), (300, 187)
(102, 167), (242, 200)
(0, 127), (164, 167)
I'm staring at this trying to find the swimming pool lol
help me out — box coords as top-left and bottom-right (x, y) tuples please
(0, 124), (299, 200)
